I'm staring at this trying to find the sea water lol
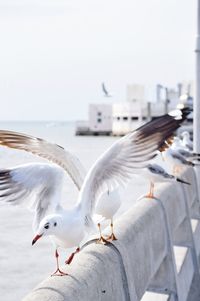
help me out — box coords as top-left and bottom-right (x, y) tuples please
(0, 121), (147, 300)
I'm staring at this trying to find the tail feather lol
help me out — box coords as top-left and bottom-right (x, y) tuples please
(176, 178), (191, 185)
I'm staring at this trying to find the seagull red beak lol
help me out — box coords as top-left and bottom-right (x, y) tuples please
(32, 234), (43, 246)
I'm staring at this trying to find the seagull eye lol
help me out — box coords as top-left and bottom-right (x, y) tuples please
(44, 225), (49, 229)
(54, 222), (57, 227)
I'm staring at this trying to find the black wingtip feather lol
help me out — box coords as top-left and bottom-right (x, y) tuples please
(176, 178), (191, 185)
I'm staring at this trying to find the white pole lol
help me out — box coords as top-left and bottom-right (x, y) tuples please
(194, 0), (200, 195)
(194, 0), (200, 152)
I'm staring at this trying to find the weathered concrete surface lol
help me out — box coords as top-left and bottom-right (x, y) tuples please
(23, 167), (200, 301)
(23, 200), (168, 301)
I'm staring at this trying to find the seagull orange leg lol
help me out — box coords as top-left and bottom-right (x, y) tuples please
(173, 165), (182, 176)
(51, 249), (68, 276)
(96, 223), (108, 244)
(161, 152), (165, 161)
(107, 218), (117, 241)
(65, 247), (80, 265)
(145, 182), (155, 198)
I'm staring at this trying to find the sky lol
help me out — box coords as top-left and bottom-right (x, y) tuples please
(0, 0), (197, 121)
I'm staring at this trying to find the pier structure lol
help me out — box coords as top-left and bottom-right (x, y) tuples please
(23, 167), (200, 301)
(76, 82), (193, 136)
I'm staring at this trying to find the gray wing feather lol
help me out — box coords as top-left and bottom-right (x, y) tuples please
(0, 163), (64, 231)
(172, 151), (191, 165)
(78, 109), (186, 224)
(0, 130), (86, 190)
(147, 164), (174, 179)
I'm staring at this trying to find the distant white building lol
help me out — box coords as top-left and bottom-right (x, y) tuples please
(76, 82), (192, 136)
(112, 85), (147, 135)
(89, 104), (112, 134)
(112, 103), (144, 135)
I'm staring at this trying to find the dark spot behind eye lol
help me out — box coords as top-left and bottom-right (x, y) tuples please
(54, 222), (57, 227)
(44, 222), (50, 229)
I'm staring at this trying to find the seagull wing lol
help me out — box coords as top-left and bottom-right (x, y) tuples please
(0, 130), (86, 190)
(171, 149), (194, 166)
(0, 163), (64, 231)
(78, 110), (187, 228)
(176, 148), (191, 158)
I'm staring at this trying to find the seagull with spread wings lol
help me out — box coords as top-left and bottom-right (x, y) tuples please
(0, 108), (190, 276)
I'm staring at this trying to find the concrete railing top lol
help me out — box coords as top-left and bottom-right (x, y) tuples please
(23, 167), (200, 301)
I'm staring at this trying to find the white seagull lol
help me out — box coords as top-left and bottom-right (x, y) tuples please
(171, 137), (200, 161)
(140, 163), (190, 198)
(0, 108), (190, 276)
(162, 146), (195, 175)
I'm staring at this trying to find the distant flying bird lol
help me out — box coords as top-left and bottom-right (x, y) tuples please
(0, 108), (190, 276)
(102, 82), (112, 97)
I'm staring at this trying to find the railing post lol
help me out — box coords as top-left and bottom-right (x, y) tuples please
(194, 0), (200, 153)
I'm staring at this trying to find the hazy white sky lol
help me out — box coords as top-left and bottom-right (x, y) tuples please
(0, 0), (196, 120)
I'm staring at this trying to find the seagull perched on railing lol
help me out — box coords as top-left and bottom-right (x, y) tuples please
(0, 108), (190, 276)
(140, 163), (190, 199)
(162, 146), (195, 175)
(171, 137), (200, 161)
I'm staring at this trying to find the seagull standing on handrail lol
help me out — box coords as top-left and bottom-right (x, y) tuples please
(0, 108), (190, 276)
(140, 163), (190, 199)
(162, 146), (195, 175)
(171, 137), (200, 161)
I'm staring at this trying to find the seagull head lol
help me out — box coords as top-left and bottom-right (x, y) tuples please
(181, 131), (190, 139)
(32, 215), (61, 246)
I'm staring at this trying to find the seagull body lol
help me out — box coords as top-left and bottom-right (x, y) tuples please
(171, 137), (200, 161)
(140, 163), (190, 198)
(163, 147), (194, 175)
(95, 189), (121, 220)
(95, 189), (121, 241)
(142, 163), (189, 184)
(0, 107), (191, 275)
